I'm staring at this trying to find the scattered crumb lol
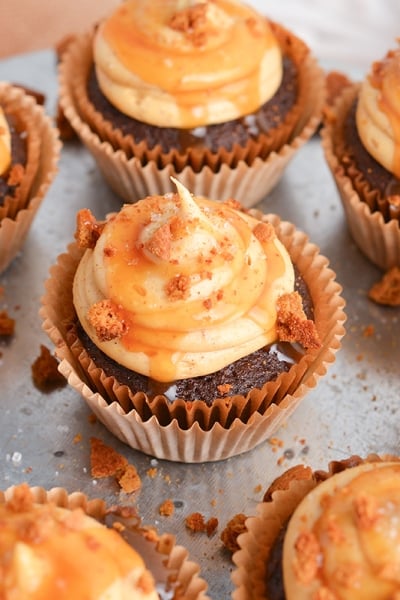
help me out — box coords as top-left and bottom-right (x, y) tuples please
(73, 433), (82, 444)
(0, 310), (15, 336)
(368, 267), (400, 306)
(146, 467), (158, 478)
(185, 512), (218, 537)
(253, 484), (262, 494)
(31, 344), (66, 391)
(159, 499), (174, 517)
(220, 513), (247, 553)
(90, 437), (141, 493)
(362, 324), (375, 338)
(118, 464), (141, 494)
(276, 292), (321, 349)
(88, 414), (97, 425)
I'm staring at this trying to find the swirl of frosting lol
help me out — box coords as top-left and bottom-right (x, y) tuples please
(93, 0), (283, 128)
(356, 46), (400, 178)
(283, 461), (400, 600)
(0, 106), (11, 176)
(73, 179), (295, 382)
(0, 485), (158, 599)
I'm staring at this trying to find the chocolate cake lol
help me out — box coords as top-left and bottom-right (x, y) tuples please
(87, 55), (298, 157)
(341, 99), (400, 221)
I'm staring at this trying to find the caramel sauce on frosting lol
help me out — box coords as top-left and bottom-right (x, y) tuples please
(93, 0), (283, 128)
(356, 45), (400, 178)
(0, 486), (158, 599)
(73, 180), (295, 382)
(0, 106), (11, 176)
(283, 462), (400, 599)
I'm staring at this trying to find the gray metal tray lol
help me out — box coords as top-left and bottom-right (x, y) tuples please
(0, 50), (398, 600)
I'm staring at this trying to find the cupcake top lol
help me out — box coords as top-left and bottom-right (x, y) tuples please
(283, 461), (400, 599)
(0, 483), (158, 599)
(93, 0), (283, 128)
(356, 44), (400, 178)
(0, 106), (11, 175)
(73, 179), (319, 382)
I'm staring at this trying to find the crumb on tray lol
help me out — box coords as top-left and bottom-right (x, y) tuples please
(368, 266), (400, 306)
(31, 344), (66, 391)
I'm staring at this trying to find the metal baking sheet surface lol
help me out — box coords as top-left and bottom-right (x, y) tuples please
(0, 50), (398, 600)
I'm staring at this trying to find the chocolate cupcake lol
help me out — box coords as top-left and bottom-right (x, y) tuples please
(321, 45), (400, 270)
(1, 482), (209, 599)
(59, 0), (325, 206)
(232, 455), (400, 599)
(0, 82), (61, 274)
(40, 180), (345, 462)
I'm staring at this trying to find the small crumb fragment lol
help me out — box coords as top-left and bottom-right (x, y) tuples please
(118, 464), (142, 494)
(185, 512), (218, 537)
(368, 267), (400, 306)
(159, 499), (174, 517)
(90, 437), (141, 493)
(31, 344), (66, 391)
(220, 513), (247, 553)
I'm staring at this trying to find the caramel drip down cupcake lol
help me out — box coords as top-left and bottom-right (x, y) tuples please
(58, 0), (325, 206)
(40, 180), (345, 463)
(321, 44), (400, 270)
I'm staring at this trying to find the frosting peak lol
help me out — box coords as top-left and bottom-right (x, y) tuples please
(93, 0), (283, 128)
(356, 45), (400, 177)
(73, 181), (298, 382)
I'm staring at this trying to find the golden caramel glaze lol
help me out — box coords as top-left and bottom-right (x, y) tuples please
(93, 0), (283, 128)
(0, 486), (158, 599)
(0, 106), (11, 176)
(283, 462), (400, 600)
(356, 45), (400, 178)
(73, 180), (295, 382)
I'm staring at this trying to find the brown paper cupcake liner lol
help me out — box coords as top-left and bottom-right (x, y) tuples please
(59, 25), (324, 206)
(0, 84), (61, 274)
(231, 454), (399, 599)
(1, 484), (210, 600)
(321, 85), (400, 270)
(40, 212), (345, 463)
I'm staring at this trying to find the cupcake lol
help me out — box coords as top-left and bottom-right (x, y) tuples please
(58, 0), (325, 207)
(1, 482), (209, 599)
(321, 44), (400, 271)
(232, 455), (400, 599)
(0, 82), (61, 274)
(40, 180), (345, 463)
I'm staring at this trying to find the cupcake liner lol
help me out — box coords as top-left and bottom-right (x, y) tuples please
(1, 484), (210, 600)
(40, 212), (345, 463)
(231, 454), (398, 599)
(58, 24), (325, 206)
(321, 85), (400, 271)
(0, 83), (61, 274)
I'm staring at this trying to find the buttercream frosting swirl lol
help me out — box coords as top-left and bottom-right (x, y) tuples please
(93, 0), (283, 128)
(283, 461), (400, 600)
(0, 106), (11, 176)
(356, 45), (400, 178)
(73, 179), (295, 382)
(0, 485), (158, 600)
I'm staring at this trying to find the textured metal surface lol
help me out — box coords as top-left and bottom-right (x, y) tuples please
(0, 50), (399, 600)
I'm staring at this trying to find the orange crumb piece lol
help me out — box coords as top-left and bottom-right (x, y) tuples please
(87, 299), (127, 342)
(90, 437), (128, 478)
(31, 344), (66, 390)
(165, 274), (191, 300)
(368, 266), (400, 306)
(147, 467), (158, 478)
(118, 464), (142, 494)
(75, 208), (105, 249)
(220, 513), (247, 553)
(362, 324), (375, 337)
(0, 310), (15, 336)
(159, 499), (174, 517)
(253, 222), (276, 243)
(276, 292), (321, 349)
(73, 433), (82, 444)
(217, 383), (232, 396)
(185, 512), (218, 536)
(206, 517), (218, 537)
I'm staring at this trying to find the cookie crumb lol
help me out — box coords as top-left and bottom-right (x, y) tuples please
(31, 344), (66, 391)
(220, 513), (247, 553)
(159, 499), (174, 517)
(368, 267), (400, 306)
(0, 310), (15, 336)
